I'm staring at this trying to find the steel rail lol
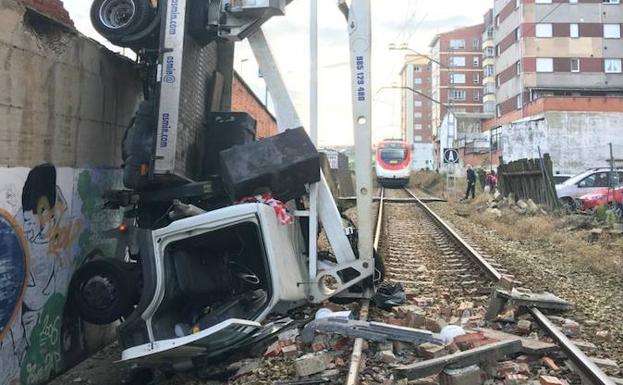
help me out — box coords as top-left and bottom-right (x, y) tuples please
(403, 188), (502, 282)
(346, 187), (385, 385)
(404, 187), (614, 385)
(529, 308), (615, 385)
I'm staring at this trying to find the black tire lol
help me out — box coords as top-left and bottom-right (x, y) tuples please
(560, 197), (577, 212)
(69, 259), (138, 325)
(91, 0), (155, 41)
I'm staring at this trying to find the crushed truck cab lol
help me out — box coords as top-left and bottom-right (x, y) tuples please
(118, 203), (308, 366)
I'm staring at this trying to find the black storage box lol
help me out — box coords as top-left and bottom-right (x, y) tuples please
(220, 127), (320, 202)
(204, 112), (257, 177)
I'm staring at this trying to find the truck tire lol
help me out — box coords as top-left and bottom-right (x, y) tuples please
(91, 0), (155, 41)
(69, 259), (138, 325)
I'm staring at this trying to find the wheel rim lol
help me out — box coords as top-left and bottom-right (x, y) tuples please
(99, 0), (136, 30)
(81, 275), (118, 311)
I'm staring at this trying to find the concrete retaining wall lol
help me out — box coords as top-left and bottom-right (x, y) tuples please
(500, 111), (623, 175)
(0, 1), (142, 384)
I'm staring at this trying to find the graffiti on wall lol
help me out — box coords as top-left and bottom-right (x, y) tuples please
(0, 164), (123, 385)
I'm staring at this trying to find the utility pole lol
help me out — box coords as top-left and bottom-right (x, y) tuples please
(446, 45), (456, 194)
(609, 142), (615, 207)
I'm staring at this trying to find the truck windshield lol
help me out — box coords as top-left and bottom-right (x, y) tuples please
(380, 149), (406, 163)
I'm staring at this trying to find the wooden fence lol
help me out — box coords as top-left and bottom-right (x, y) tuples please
(497, 153), (560, 210)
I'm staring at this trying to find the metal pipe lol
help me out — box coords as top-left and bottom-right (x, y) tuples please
(346, 186), (384, 385)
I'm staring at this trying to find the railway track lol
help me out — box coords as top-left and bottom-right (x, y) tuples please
(346, 186), (617, 385)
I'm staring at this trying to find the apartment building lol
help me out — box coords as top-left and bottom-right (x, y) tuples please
(429, 24), (486, 132)
(400, 55), (434, 169)
(491, 0), (623, 122)
(481, 0), (623, 173)
(482, 8), (497, 115)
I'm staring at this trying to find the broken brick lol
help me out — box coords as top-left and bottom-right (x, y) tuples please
(281, 344), (299, 358)
(418, 343), (447, 359)
(505, 374), (528, 385)
(453, 332), (486, 350)
(540, 375), (568, 385)
(425, 318), (447, 333)
(596, 330), (612, 342)
(379, 349), (397, 364)
(542, 357), (560, 372)
(439, 365), (483, 385)
(561, 320), (580, 338)
(295, 353), (329, 377)
(517, 320), (532, 334)
(264, 341), (281, 357)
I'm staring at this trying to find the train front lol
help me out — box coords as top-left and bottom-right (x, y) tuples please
(375, 140), (412, 188)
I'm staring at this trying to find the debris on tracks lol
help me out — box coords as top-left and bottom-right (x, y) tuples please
(395, 339), (522, 379)
(301, 318), (444, 345)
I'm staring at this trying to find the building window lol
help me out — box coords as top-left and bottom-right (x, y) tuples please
(414, 100), (423, 107)
(604, 24), (621, 39)
(570, 23), (579, 38)
(496, 105), (502, 117)
(414, 78), (423, 84)
(474, 73), (480, 84)
(473, 90), (481, 101)
(449, 39), (466, 49)
(569, 0), (577, 3)
(496, 45), (501, 56)
(536, 0), (552, 3)
(484, 65), (495, 77)
(473, 57), (480, 67)
(472, 38), (480, 49)
(485, 47), (495, 58)
(516, 94), (523, 110)
(536, 58), (554, 72)
(536, 23), (553, 37)
(414, 135), (423, 141)
(516, 61), (521, 75)
(450, 73), (466, 84)
(571, 58), (580, 72)
(490, 127), (501, 150)
(516, 0), (521, 8)
(449, 56), (466, 67)
(449, 90), (467, 101)
(603, 0), (620, 4)
(414, 112), (423, 118)
(496, 15), (501, 27)
(414, 65), (422, 72)
(605, 59), (622, 73)
(415, 124), (423, 130)
(515, 27), (522, 41)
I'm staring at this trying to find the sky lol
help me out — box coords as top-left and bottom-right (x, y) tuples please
(62, 0), (492, 146)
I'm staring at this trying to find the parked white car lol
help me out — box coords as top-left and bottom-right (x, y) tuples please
(556, 168), (623, 207)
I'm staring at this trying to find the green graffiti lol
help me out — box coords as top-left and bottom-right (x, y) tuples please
(20, 294), (65, 385)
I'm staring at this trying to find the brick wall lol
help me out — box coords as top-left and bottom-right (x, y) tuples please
(21, 0), (74, 27)
(232, 72), (278, 139)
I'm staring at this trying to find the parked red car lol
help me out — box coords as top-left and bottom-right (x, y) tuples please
(578, 186), (623, 210)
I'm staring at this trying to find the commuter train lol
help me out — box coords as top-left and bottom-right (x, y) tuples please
(375, 140), (412, 187)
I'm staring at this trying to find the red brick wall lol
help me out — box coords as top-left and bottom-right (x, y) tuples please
(231, 72), (278, 139)
(21, 0), (74, 27)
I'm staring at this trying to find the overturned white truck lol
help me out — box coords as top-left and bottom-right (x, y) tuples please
(70, 0), (378, 372)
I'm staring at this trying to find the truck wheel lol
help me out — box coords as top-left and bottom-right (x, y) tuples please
(69, 259), (137, 325)
(91, 0), (155, 41)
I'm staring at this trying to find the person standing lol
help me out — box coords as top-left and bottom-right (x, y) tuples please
(464, 164), (476, 200)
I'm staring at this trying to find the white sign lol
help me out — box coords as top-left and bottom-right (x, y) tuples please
(443, 148), (460, 164)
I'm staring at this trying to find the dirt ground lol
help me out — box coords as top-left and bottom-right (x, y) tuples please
(411, 171), (623, 369)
